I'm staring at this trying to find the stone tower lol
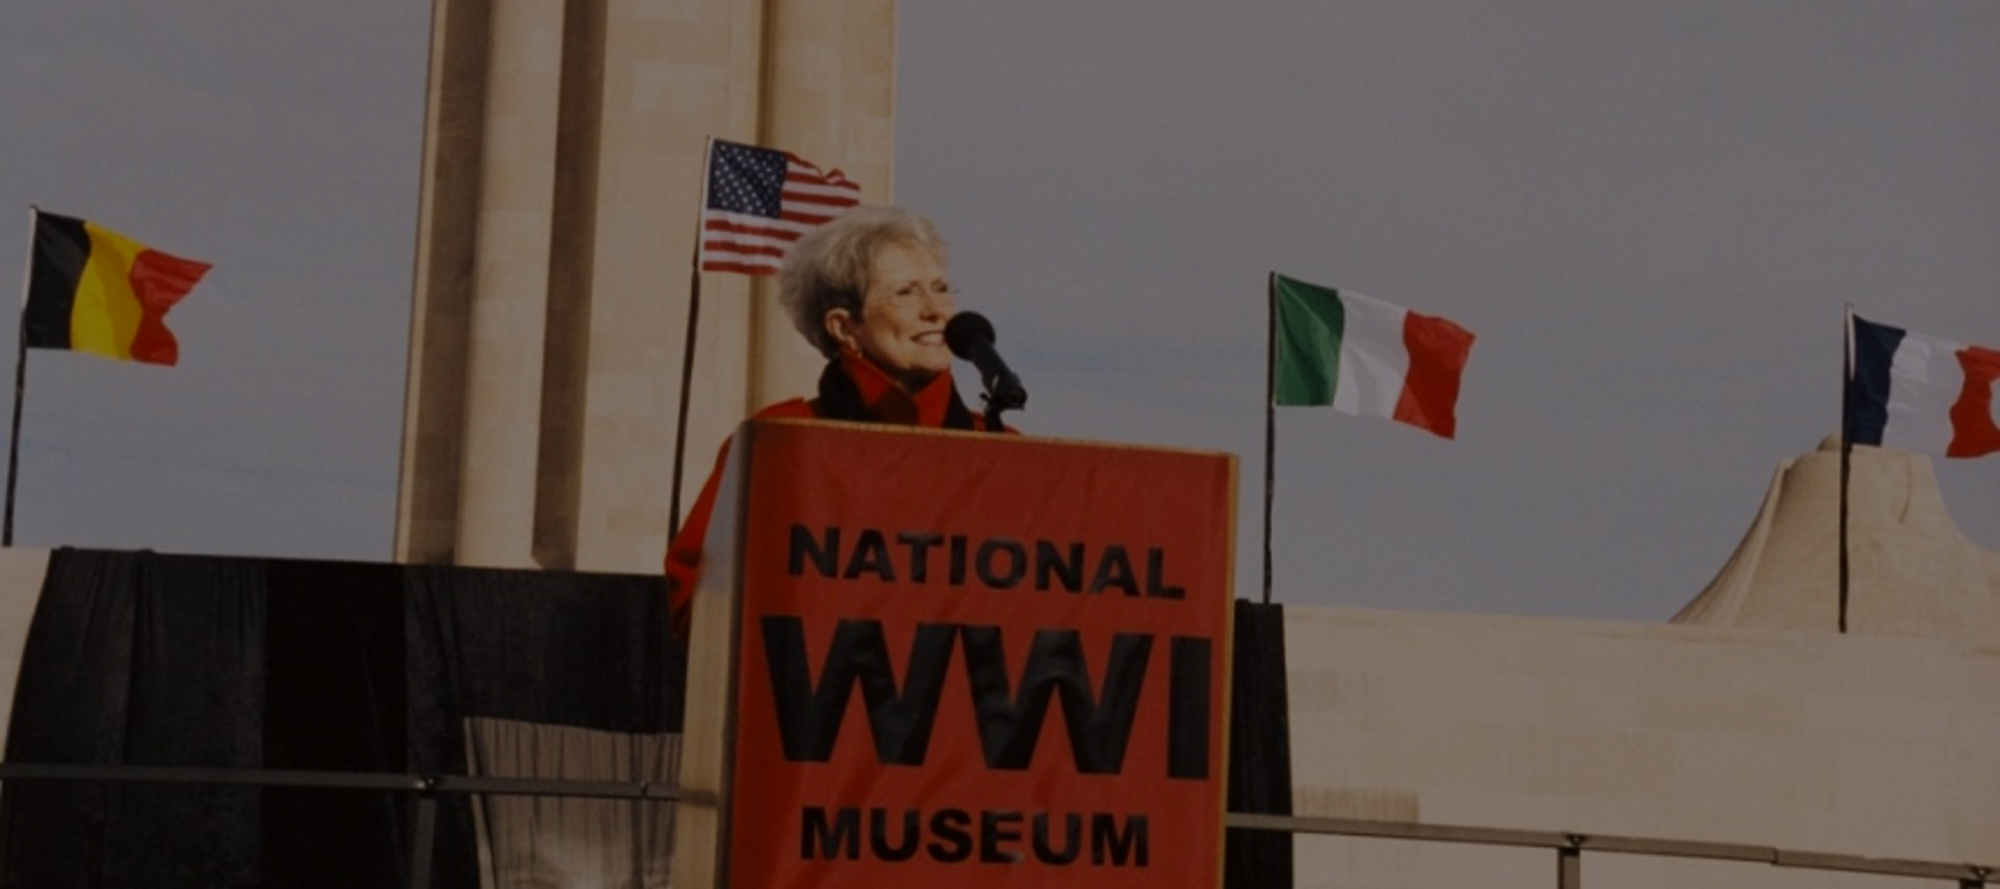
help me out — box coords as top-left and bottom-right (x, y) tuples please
(394, 0), (897, 571)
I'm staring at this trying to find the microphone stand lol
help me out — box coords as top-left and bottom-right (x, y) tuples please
(980, 391), (1017, 433)
(974, 365), (1026, 432)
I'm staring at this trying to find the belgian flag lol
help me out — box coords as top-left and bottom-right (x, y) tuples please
(25, 210), (210, 366)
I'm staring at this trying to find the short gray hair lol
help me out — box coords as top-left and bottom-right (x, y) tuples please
(777, 205), (950, 358)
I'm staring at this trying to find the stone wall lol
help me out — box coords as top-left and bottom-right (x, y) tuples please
(1283, 604), (1999, 888)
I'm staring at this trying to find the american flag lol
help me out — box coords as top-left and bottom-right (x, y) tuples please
(698, 139), (862, 275)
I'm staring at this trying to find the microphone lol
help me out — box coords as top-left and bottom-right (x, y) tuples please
(944, 311), (1027, 414)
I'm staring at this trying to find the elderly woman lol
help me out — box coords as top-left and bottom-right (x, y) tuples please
(665, 205), (1006, 626)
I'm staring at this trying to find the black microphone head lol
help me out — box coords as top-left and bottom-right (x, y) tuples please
(943, 311), (996, 360)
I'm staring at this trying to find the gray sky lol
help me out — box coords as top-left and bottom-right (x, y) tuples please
(1, 1), (1994, 623)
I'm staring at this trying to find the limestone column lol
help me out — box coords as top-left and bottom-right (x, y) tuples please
(396, 0), (898, 573)
(749, 0), (898, 405)
(555, 0), (767, 572)
(562, 0), (897, 571)
(448, 0), (569, 568)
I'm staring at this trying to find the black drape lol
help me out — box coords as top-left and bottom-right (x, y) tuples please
(0, 548), (682, 889)
(262, 557), (409, 889)
(1225, 599), (1296, 889)
(401, 562), (685, 888)
(0, 550), (268, 889)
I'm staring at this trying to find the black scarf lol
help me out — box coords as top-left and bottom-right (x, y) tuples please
(814, 358), (978, 430)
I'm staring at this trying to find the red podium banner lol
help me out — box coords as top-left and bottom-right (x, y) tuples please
(714, 421), (1235, 888)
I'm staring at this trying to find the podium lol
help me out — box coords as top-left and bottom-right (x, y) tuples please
(671, 420), (1238, 889)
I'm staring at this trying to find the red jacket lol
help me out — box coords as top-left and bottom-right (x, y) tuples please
(664, 350), (1005, 630)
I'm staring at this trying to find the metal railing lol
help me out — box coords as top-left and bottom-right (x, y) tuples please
(1226, 811), (1994, 889)
(0, 762), (679, 889)
(1, 764), (1991, 889)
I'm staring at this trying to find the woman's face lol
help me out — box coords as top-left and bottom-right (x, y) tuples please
(826, 241), (955, 390)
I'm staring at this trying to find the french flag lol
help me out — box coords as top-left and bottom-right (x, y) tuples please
(1846, 314), (2000, 458)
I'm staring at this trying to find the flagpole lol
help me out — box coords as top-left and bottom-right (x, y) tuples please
(1261, 272), (1278, 606)
(669, 251), (701, 541)
(1837, 303), (1854, 633)
(668, 140), (715, 540)
(6, 206), (40, 547)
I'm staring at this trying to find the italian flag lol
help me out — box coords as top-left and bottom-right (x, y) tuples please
(1270, 273), (1477, 439)
(25, 210), (210, 366)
